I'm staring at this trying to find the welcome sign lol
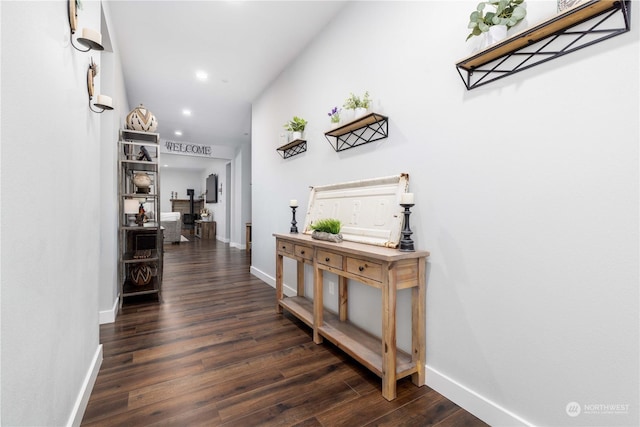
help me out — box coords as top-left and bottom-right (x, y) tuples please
(160, 140), (213, 158)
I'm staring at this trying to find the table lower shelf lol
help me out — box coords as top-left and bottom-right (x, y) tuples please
(279, 295), (416, 379)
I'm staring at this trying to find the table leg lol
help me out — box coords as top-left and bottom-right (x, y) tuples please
(381, 264), (397, 401)
(297, 260), (305, 297)
(276, 253), (283, 314)
(313, 266), (324, 344)
(412, 258), (426, 386)
(339, 275), (348, 321)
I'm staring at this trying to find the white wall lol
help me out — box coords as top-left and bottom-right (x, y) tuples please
(1, 1), (104, 425)
(251, 2), (639, 426)
(98, 1), (132, 324)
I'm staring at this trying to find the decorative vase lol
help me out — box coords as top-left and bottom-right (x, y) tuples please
(126, 104), (158, 132)
(354, 107), (367, 120)
(330, 121), (340, 130)
(132, 172), (152, 193)
(130, 264), (152, 286)
(291, 131), (303, 141)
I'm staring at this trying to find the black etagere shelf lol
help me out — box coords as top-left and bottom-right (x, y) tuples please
(277, 139), (307, 159)
(324, 112), (389, 152)
(456, 0), (631, 90)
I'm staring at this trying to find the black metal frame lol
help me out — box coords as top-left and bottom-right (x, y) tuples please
(277, 139), (307, 159)
(324, 113), (389, 152)
(456, 0), (631, 90)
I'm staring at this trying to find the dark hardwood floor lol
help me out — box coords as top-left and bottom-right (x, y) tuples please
(82, 235), (488, 426)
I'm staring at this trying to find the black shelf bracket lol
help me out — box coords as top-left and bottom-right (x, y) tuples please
(456, 0), (631, 90)
(324, 113), (389, 152)
(277, 139), (307, 159)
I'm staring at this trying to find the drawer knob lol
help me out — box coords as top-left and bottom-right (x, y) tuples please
(325, 257), (330, 262)
(359, 266), (365, 272)
(282, 246), (286, 250)
(301, 250), (305, 254)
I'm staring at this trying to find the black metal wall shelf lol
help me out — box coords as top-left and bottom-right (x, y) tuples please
(324, 113), (389, 152)
(277, 139), (307, 159)
(456, 0), (631, 90)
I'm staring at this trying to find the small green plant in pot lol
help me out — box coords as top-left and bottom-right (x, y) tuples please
(466, 0), (527, 41)
(284, 116), (308, 140)
(310, 218), (343, 243)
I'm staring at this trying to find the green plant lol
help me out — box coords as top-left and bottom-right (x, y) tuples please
(343, 91), (371, 110)
(283, 116), (307, 132)
(466, 0), (527, 41)
(310, 218), (341, 235)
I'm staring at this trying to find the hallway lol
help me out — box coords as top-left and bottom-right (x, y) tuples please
(82, 238), (487, 426)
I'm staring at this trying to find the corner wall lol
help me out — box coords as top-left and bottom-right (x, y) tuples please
(251, 1), (639, 426)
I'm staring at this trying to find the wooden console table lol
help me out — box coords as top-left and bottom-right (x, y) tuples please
(195, 220), (216, 239)
(274, 232), (429, 401)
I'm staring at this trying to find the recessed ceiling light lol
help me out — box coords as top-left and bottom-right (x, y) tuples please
(174, 130), (183, 136)
(182, 109), (191, 116)
(196, 70), (208, 81)
(163, 164), (169, 167)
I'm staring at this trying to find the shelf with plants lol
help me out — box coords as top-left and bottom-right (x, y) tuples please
(277, 138), (307, 159)
(324, 112), (389, 152)
(456, 0), (631, 90)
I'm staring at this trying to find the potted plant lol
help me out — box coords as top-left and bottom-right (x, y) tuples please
(466, 0), (527, 44)
(343, 91), (372, 121)
(309, 218), (343, 243)
(327, 106), (341, 128)
(283, 116), (308, 141)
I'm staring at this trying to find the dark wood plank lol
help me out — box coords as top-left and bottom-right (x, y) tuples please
(82, 237), (488, 427)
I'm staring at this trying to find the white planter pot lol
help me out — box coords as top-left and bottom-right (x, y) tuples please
(291, 131), (303, 141)
(354, 107), (367, 120)
(482, 25), (508, 49)
(342, 108), (355, 124)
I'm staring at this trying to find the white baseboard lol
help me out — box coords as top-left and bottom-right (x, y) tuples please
(250, 266), (296, 296)
(67, 344), (103, 427)
(99, 297), (118, 324)
(426, 365), (532, 427)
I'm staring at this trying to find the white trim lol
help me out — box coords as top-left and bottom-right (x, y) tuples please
(67, 344), (103, 427)
(250, 266), (296, 296)
(426, 365), (533, 427)
(99, 297), (118, 324)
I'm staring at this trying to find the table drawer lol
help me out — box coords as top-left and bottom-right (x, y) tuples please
(277, 240), (294, 255)
(346, 257), (383, 282)
(294, 245), (313, 261)
(316, 249), (343, 270)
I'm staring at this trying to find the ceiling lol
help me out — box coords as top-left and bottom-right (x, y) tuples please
(105, 1), (347, 168)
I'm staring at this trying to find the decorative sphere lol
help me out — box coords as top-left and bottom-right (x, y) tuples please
(132, 172), (152, 190)
(130, 264), (152, 286)
(126, 104), (158, 132)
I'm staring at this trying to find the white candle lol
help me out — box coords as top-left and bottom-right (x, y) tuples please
(82, 28), (102, 46)
(96, 94), (112, 108)
(290, 199), (298, 207)
(400, 193), (414, 204)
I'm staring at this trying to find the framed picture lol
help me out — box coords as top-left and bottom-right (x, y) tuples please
(558, 0), (586, 12)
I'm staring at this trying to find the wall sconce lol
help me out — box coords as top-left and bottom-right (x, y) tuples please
(68, 0), (104, 52)
(87, 58), (113, 113)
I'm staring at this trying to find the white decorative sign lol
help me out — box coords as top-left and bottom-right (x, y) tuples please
(161, 139), (213, 158)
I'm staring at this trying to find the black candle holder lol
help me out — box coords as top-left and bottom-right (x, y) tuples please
(399, 203), (415, 252)
(290, 206), (298, 233)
